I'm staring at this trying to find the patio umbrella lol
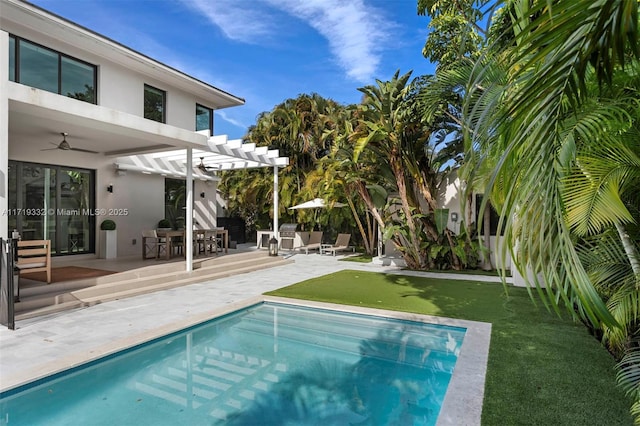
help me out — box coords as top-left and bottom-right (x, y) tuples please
(289, 198), (346, 230)
(288, 198), (346, 209)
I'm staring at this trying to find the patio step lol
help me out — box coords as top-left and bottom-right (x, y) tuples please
(14, 252), (291, 320)
(15, 297), (85, 320)
(14, 279), (96, 319)
(70, 253), (291, 305)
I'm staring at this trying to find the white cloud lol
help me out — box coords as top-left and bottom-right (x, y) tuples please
(181, 0), (392, 83)
(216, 110), (246, 129)
(266, 0), (391, 83)
(180, 0), (277, 44)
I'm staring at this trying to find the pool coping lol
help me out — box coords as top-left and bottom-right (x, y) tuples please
(2, 295), (491, 425)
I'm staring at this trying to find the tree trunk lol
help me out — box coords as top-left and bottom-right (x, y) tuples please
(347, 196), (372, 254)
(355, 181), (385, 230)
(391, 155), (426, 268)
(615, 222), (640, 278)
(444, 228), (462, 270)
(482, 203), (493, 270)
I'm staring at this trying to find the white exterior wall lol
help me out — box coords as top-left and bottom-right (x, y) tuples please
(2, 13), (216, 132)
(101, 170), (164, 258)
(439, 171), (464, 233)
(193, 180), (217, 229)
(98, 62), (142, 116)
(0, 31), (8, 239)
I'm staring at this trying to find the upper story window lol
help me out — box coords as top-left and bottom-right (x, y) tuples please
(9, 35), (97, 104)
(9, 36), (15, 82)
(144, 84), (166, 123)
(196, 104), (213, 133)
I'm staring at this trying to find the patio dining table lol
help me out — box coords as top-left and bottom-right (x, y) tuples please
(156, 228), (228, 260)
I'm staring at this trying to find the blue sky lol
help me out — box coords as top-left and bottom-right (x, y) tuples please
(31, 0), (436, 140)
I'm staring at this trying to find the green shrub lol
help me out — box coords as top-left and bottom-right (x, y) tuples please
(158, 219), (171, 228)
(100, 219), (116, 230)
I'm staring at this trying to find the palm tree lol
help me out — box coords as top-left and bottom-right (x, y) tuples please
(354, 70), (470, 269)
(563, 66), (640, 337)
(462, 0), (640, 419)
(310, 110), (387, 255)
(469, 0), (638, 325)
(220, 94), (348, 234)
(353, 70), (431, 268)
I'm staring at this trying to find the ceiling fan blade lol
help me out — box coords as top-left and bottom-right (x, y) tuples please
(70, 147), (99, 154)
(40, 147), (59, 151)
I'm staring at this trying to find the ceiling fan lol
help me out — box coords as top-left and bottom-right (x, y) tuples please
(42, 132), (99, 154)
(197, 157), (216, 172)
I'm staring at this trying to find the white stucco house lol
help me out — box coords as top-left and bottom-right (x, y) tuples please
(0, 0), (288, 268)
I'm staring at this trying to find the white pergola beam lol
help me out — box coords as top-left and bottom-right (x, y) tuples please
(116, 134), (289, 175)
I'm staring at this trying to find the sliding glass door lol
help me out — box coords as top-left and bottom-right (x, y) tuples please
(7, 161), (96, 255)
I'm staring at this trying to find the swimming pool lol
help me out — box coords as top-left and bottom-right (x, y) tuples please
(0, 300), (478, 425)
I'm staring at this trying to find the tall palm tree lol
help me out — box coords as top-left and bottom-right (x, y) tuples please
(354, 70), (468, 269)
(220, 94), (348, 234)
(462, 0), (640, 419)
(311, 105), (389, 255)
(470, 0), (638, 326)
(354, 70), (431, 268)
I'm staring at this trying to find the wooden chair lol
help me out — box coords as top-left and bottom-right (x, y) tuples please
(16, 239), (51, 283)
(203, 230), (219, 255)
(193, 230), (205, 255)
(142, 230), (167, 259)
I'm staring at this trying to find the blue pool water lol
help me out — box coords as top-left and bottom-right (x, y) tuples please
(0, 302), (466, 425)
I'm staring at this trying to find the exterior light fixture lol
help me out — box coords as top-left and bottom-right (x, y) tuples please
(268, 237), (279, 256)
(451, 212), (458, 222)
(107, 184), (113, 193)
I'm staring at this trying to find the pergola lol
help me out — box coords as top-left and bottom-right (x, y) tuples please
(114, 134), (289, 271)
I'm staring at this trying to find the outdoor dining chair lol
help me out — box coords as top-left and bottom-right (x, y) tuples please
(142, 230), (167, 259)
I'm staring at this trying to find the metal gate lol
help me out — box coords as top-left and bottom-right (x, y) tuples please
(0, 238), (16, 330)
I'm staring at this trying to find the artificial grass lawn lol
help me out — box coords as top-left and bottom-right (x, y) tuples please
(265, 270), (633, 425)
(338, 253), (373, 263)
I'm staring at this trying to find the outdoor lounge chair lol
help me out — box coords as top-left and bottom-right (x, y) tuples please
(298, 231), (323, 254)
(321, 233), (352, 256)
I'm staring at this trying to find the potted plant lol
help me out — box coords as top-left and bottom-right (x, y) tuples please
(157, 219), (171, 230)
(99, 219), (117, 259)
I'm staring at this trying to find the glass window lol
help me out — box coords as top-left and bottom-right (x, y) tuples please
(9, 36), (16, 82)
(9, 36), (97, 104)
(19, 40), (58, 93)
(8, 161), (96, 255)
(62, 56), (95, 103)
(196, 104), (213, 132)
(165, 178), (186, 230)
(144, 84), (166, 123)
